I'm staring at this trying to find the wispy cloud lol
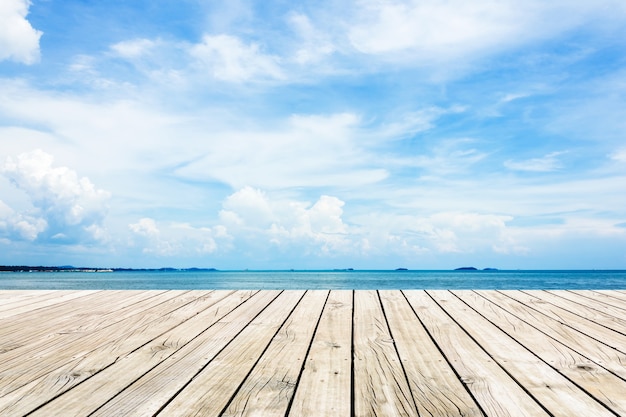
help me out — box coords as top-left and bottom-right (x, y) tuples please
(1, 0), (626, 268)
(189, 34), (284, 82)
(504, 151), (567, 172)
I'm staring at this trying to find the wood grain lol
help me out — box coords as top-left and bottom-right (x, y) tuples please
(381, 290), (483, 417)
(0, 290), (624, 417)
(288, 290), (352, 417)
(353, 290), (418, 417)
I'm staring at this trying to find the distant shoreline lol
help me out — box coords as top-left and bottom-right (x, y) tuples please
(0, 266), (218, 273)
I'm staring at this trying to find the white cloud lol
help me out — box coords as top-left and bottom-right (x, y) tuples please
(218, 188), (355, 256)
(0, 199), (47, 241)
(404, 139), (488, 176)
(215, 187), (523, 259)
(174, 112), (388, 189)
(611, 148), (626, 162)
(2, 150), (110, 243)
(346, 0), (624, 67)
(221, 186), (275, 227)
(110, 38), (157, 59)
(287, 12), (336, 65)
(128, 217), (229, 256)
(0, 0), (41, 64)
(504, 151), (566, 172)
(351, 210), (521, 258)
(189, 34), (284, 82)
(128, 217), (160, 238)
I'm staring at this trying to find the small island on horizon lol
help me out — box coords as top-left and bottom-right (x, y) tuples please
(454, 267), (499, 271)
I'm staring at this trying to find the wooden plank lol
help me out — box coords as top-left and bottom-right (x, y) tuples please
(353, 290), (418, 417)
(0, 290), (625, 417)
(20, 291), (262, 417)
(453, 290), (626, 415)
(0, 290), (182, 380)
(595, 290), (626, 302)
(476, 291), (626, 381)
(430, 290), (616, 417)
(222, 290), (329, 417)
(543, 290), (626, 326)
(0, 290), (51, 301)
(154, 291), (306, 417)
(583, 290), (626, 310)
(404, 291), (550, 417)
(0, 290), (101, 319)
(288, 291), (352, 417)
(0, 290), (59, 309)
(0, 291), (247, 415)
(0, 290), (170, 353)
(503, 291), (626, 353)
(0, 290), (150, 345)
(380, 290), (483, 417)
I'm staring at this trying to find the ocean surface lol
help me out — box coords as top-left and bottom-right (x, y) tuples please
(1, 270), (626, 290)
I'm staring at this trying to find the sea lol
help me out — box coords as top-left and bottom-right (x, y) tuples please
(1, 270), (626, 290)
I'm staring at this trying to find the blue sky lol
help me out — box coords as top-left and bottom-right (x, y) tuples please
(1, 0), (625, 269)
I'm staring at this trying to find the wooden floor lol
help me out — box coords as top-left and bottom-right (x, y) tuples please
(1, 290), (626, 416)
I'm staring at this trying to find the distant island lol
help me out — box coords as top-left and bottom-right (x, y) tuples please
(0, 266), (218, 273)
(454, 267), (499, 271)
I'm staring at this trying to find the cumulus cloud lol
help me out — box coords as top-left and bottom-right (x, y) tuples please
(128, 217), (229, 256)
(216, 188), (524, 259)
(189, 34), (283, 82)
(353, 210), (521, 257)
(219, 187), (354, 256)
(221, 187), (275, 227)
(0, 0), (42, 64)
(2, 150), (110, 243)
(127, 183), (605, 265)
(0, 199), (47, 241)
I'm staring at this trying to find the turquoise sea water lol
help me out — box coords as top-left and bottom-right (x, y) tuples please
(1, 270), (625, 290)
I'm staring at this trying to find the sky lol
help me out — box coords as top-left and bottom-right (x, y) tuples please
(0, 0), (625, 270)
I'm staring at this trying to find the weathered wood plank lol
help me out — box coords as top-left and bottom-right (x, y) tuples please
(156, 291), (305, 417)
(503, 291), (626, 353)
(0, 290), (170, 355)
(404, 291), (550, 417)
(0, 290), (185, 387)
(539, 291), (626, 335)
(476, 291), (626, 381)
(451, 290), (626, 415)
(0, 291), (245, 415)
(0, 290), (625, 417)
(0, 290), (101, 320)
(288, 290), (352, 417)
(353, 290), (418, 417)
(222, 290), (329, 417)
(595, 289), (626, 301)
(0, 290), (52, 300)
(22, 291), (260, 417)
(581, 290), (626, 311)
(542, 290), (626, 328)
(0, 290), (59, 308)
(381, 290), (484, 417)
